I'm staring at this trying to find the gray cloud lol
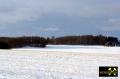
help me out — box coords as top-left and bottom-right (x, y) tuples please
(0, 0), (120, 37)
(43, 27), (60, 32)
(99, 18), (120, 31)
(0, 0), (120, 24)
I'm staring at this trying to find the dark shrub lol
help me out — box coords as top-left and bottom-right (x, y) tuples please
(105, 37), (118, 46)
(0, 41), (11, 49)
(107, 37), (118, 43)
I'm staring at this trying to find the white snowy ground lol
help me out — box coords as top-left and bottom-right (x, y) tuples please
(0, 45), (120, 79)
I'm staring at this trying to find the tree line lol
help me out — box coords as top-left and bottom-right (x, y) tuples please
(0, 36), (48, 49)
(48, 35), (120, 46)
(0, 35), (119, 49)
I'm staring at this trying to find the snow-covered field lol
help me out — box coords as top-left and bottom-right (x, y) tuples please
(0, 45), (120, 79)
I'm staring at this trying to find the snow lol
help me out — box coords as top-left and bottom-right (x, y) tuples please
(0, 45), (120, 79)
(14, 45), (120, 54)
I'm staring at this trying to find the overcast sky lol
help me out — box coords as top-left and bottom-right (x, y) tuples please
(0, 0), (120, 38)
